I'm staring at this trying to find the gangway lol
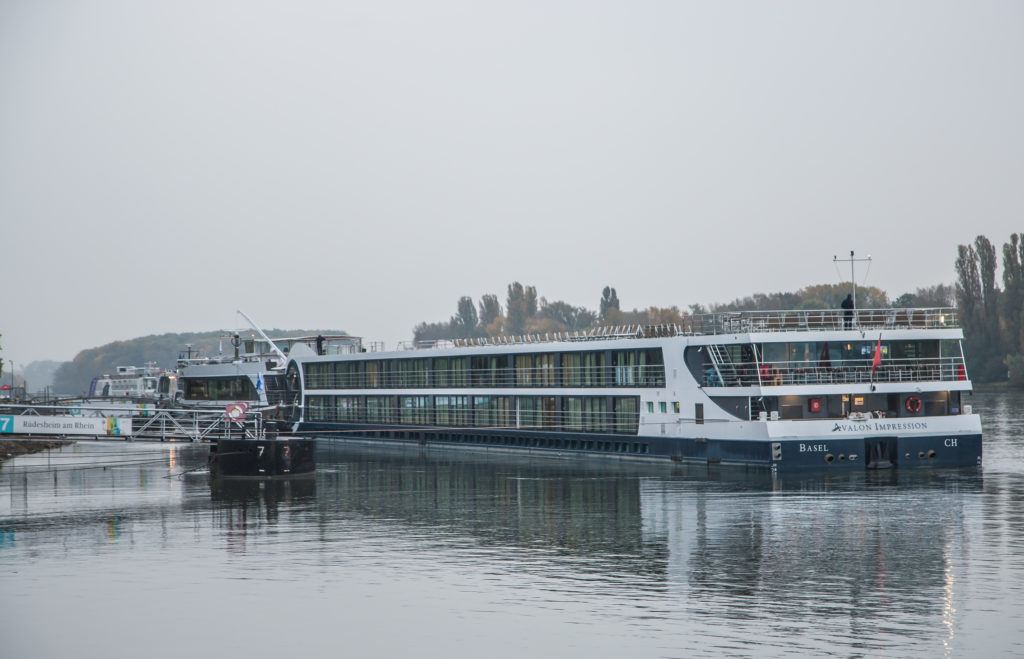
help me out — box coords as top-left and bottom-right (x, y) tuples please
(0, 403), (273, 443)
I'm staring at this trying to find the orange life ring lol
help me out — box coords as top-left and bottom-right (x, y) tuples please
(905, 396), (922, 414)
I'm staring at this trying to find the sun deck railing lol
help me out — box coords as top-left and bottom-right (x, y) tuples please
(692, 307), (957, 335)
(702, 356), (967, 387)
(397, 308), (958, 351)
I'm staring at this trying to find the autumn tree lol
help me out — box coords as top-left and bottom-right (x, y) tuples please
(478, 294), (502, 330)
(957, 236), (1004, 381)
(599, 286), (620, 321)
(1002, 233), (1024, 354)
(413, 322), (451, 344)
(892, 284), (954, 308)
(450, 296), (479, 338)
(535, 300), (597, 332)
(506, 282), (538, 335)
(977, 235), (1001, 346)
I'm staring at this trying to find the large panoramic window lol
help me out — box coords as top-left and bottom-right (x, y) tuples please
(306, 394), (638, 435)
(184, 377), (256, 401)
(302, 348), (666, 392)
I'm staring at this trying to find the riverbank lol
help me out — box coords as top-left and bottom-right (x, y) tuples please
(0, 439), (71, 465)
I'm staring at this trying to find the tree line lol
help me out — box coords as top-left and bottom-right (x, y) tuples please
(413, 280), (955, 343)
(413, 284), (696, 343)
(956, 233), (1024, 384)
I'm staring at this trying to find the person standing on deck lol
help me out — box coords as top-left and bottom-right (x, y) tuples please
(841, 294), (854, 329)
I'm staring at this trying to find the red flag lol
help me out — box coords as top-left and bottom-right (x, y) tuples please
(871, 336), (882, 374)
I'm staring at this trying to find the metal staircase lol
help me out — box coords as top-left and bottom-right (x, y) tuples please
(706, 345), (739, 386)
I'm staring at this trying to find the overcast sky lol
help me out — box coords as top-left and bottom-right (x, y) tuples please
(2, 1), (1022, 367)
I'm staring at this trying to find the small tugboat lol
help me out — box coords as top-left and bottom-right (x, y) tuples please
(209, 405), (316, 478)
(209, 435), (317, 478)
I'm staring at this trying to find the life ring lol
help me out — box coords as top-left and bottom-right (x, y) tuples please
(905, 396), (922, 414)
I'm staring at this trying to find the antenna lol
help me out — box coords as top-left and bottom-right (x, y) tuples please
(833, 250), (872, 309)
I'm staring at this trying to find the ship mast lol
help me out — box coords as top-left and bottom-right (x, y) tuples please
(833, 250), (872, 309)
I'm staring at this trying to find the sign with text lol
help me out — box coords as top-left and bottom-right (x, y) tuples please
(0, 415), (132, 436)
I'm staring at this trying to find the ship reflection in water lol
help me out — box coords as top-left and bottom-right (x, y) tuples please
(2, 392), (1023, 658)
(199, 441), (991, 655)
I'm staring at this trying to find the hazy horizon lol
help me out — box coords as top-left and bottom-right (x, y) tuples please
(3, 1), (1022, 367)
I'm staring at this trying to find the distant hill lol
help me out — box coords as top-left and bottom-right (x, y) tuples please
(51, 329), (344, 396)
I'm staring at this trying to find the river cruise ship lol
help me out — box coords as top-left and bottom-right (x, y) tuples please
(282, 307), (981, 471)
(89, 364), (163, 399)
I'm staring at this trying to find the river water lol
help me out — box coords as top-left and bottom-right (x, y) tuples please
(1, 391), (1023, 658)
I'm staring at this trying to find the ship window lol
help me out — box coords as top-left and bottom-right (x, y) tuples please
(472, 396), (489, 426)
(583, 397), (607, 432)
(336, 396), (362, 422)
(365, 361), (381, 388)
(613, 397), (639, 434)
(453, 396), (469, 425)
(762, 343), (786, 367)
(398, 396), (430, 424)
(515, 354), (534, 386)
(639, 349), (666, 387)
(672, 401), (680, 414)
(306, 396), (327, 421)
(519, 397), (539, 428)
(337, 362), (361, 388)
(646, 401), (654, 413)
(562, 353), (582, 387)
(561, 397), (584, 431)
(659, 401), (667, 414)
(471, 355), (506, 387)
(365, 396), (394, 423)
(450, 358), (468, 388)
(535, 353), (556, 387)
(695, 403), (704, 424)
(184, 377), (256, 401)
(433, 358), (449, 387)
(614, 351), (637, 386)
(581, 352), (605, 387)
(472, 395), (511, 427)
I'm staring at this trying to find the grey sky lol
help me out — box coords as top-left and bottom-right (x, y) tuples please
(2, 1), (1022, 367)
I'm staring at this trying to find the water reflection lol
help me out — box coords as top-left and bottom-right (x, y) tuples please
(300, 443), (982, 655)
(207, 477), (317, 554)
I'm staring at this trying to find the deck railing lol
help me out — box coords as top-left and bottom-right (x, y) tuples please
(703, 357), (967, 387)
(692, 307), (957, 335)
